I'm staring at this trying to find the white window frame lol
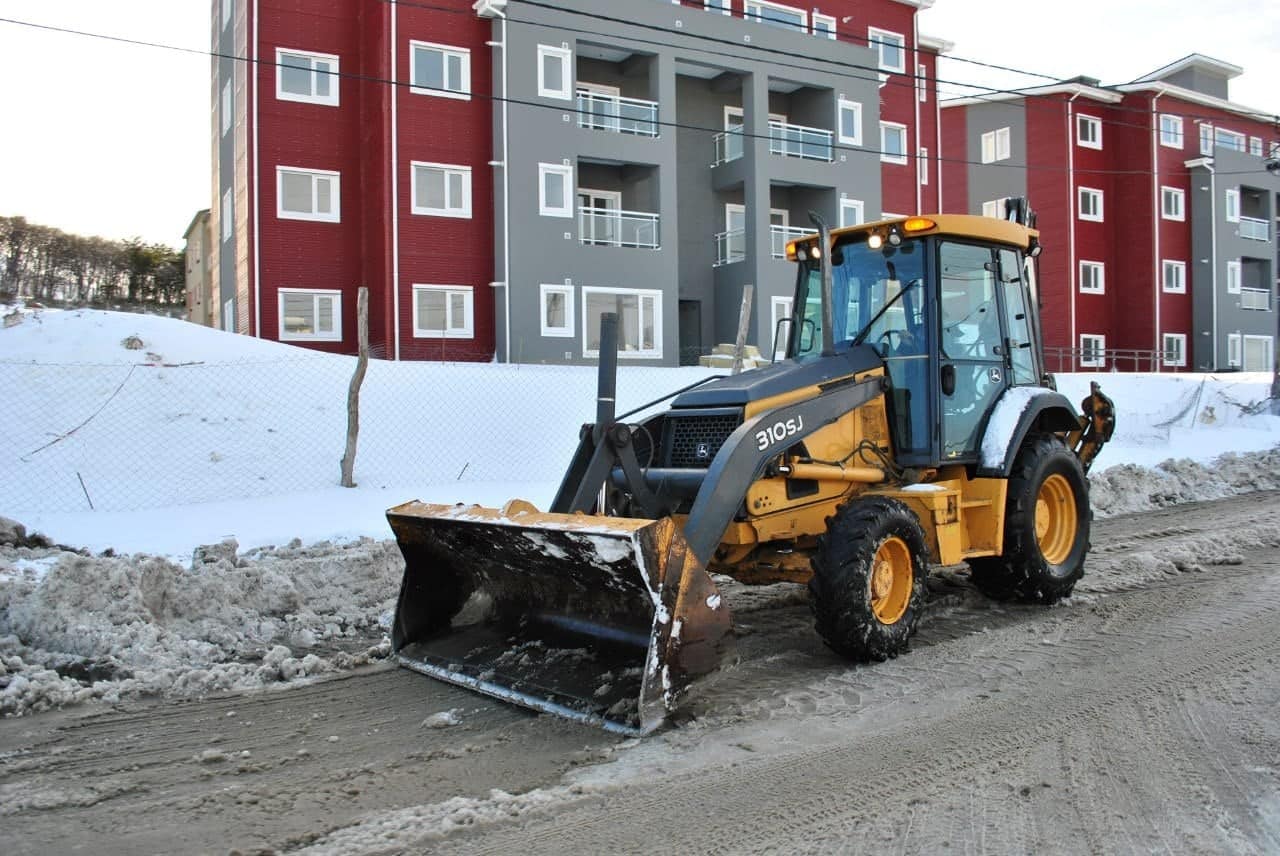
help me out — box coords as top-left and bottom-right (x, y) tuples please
(1079, 260), (1105, 294)
(1160, 186), (1185, 221)
(1076, 114), (1102, 149)
(412, 285), (475, 339)
(409, 40), (471, 100)
(1249, 136), (1263, 157)
(1228, 333), (1242, 368)
(1270, 141), (1280, 159)
(743, 0), (808, 33)
(539, 284), (575, 338)
(411, 162), (472, 219)
(918, 147), (929, 185)
(221, 80), (232, 135)
(839, 197), (865, 228)
(221, 189), (233, 242)
(1243, 336), (1273, 371)
(1078, 187), (1103, 222)
(1162, 333), (1187, 368)
(812, 13), (836, 39)
(538, 162), (574, 218)
(1216, 127), (1246, 153)
(276, 166), (341, 223)
(1225, 188), (1240, 223)
(1159, 114), (1183, 149)
(704, 0), (732, 14)
(1162, 260), (1186, 294)
(867, 27), (905, 73)
(1226, 259), (1241, 294)
(582, 287), (663, 359)
(222, 0), (232, 30)
(222, 298), (235, 332)
(981, 127), (1011, 163)
(836, 99), (863, 145)
(1080, 334), (1106, 368)
(537, 44), (572, 101)
(275, 48), (340, 107)
(917, 63), (928, 102)
(770, 295), (793, 360)
(1199, 123), (1214, 156)
(880, 121), (908, 164)
(981, 198), (1007, 219)
(278, 288), (342, 342)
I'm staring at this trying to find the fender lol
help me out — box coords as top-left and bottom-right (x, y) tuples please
(976, 386), (1080, 478)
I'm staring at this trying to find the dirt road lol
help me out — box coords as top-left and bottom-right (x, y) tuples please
(4, 493), (1279, 854)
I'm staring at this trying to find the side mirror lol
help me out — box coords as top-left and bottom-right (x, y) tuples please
(941, 363), (956, 397)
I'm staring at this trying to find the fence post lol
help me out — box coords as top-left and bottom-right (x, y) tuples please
(340, 286), (369, 488)
(731, 283), (754, 375)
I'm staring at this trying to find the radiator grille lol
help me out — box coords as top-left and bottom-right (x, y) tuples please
(665, 414), (741, 468)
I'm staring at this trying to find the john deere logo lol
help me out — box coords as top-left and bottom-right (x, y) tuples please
(695, 442), (711, 460)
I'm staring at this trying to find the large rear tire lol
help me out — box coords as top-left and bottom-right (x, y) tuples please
(809, 497), (929, 662)
(969, 433), (1090, 604)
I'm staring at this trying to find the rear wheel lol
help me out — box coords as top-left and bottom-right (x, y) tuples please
(809, 497), (928, 662)
(969, 433), (1090, 603)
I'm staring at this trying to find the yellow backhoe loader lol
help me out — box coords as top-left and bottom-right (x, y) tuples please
(386, 198), (1115, 735)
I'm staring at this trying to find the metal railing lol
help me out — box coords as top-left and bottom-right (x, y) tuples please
(1043, 346), (1166, 373)
(769, 120), (834, 162)
(1239, 216), (1270, 242)
(1240, 287), (1271, 311)
(770, 224), (811, 258)
(578, 207), (660, 249)
(575, 89), (659, 138)
(714, 129), (744, 165)
(714, 229), (745, 266)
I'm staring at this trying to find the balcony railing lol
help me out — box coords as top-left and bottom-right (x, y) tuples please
(714, 129), (744, 166)
(1240, 287), (1271, 311)
(1239, 216), (1270, 242)
(770, 224), (812, 258)
(578, 207), (660, 249)
(769, 120), (833, 162)
(714, 229), (745, 266)
(575, 89), (659, 138)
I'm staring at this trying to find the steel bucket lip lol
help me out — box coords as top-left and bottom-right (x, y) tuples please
(387, 500), (661, 536)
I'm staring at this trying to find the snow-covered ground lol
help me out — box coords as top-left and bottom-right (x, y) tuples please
(2, 305), (1279, 717)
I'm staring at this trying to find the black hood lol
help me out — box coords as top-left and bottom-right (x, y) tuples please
(672, 346), (882, 408)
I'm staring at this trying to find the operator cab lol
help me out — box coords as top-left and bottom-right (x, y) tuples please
(785, 210), (1046, 469)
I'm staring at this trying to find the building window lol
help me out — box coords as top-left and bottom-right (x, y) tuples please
(743, 1), (808, 33)
(704, 0), (732, 14)
(410, 41), (470, 99)
(538, 163), (574, 218)
(222, 0), (232, 30)
(839, 197), (865, 227)
(1249, 136), (1263, 157)
(917, 64), (928, 102)
(1080, 334), (1106, 368)
(770, 295), (793, 360)
(276, 49), (339, 106)
(537, 45), (572, 100)
(1199, 123), (1214, 155)
(1160, 186), (1185, 221)
(1162, 333), (1186, 367)
(583, 287), (662, 359)
(981, 127), (1011, 163)
(1079, 260), (1105, 294)
(867, 27), (905, 73)
(413, 285), (474, 338)
(1162, 260), (1186, 294)
(1270, 141), (1280, 159)
(221, 189), (233, 242)
(540, 284), (575, 338)
(1225, 188), (1240, 222)
(981, 198), (1007, 219)
(279, 289), (341, 342)
(837, 99), (862, 145)
(918, 148), (929, 185)
(1228, 333), (1242, 367)
(276, 167), (340, 222)
(1077, 114), (1102, 149)
(880, 122), (907, 164)
(812, 13), (836, 38)
(411, 162), (472, 218)
(221, 81), (232, 135)
(1226, 259), (1241, 294)
(1078, 187), (1103, 222)
(1215, 128), (1246, 153)
(1159, 114), (1184, 148)
(222, 298), (235, 332)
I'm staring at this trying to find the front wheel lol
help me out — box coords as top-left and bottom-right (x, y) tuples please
(969, 433), (1090, 604)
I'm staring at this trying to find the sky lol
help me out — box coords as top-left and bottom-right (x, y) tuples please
(0, 1), (1276, 247)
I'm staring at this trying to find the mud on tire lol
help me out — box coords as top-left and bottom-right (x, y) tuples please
(969, 433), (1090, 604)
(809, 497), (929, 662)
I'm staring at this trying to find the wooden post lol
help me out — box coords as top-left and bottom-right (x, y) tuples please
(340, 287), (369, 487)
(731, 284), (754, 375)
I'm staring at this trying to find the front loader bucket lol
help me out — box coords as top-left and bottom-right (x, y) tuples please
(386, 500), (734, 735)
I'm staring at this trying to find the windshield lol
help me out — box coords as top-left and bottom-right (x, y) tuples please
(793, 237), (927, 357)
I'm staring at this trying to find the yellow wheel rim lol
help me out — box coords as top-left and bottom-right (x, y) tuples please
(1035, 474), (1078, 566)
(869, 536), (913, 625)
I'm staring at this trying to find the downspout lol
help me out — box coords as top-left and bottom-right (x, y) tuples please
(912, 14), (922, 214)
(1205, 160), (1218, 369)
(252, 0), (261, 338)
(934, 54), (942, 210)
(1066, 92), (1080, 370)
(391, 3), (401, 360)
(1151, 91), (1163, 371)
(496, 10), (511, 362)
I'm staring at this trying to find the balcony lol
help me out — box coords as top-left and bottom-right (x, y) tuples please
(1240, 287), (1271, 311)
(714, 130), (744, 166)
(578, 207), (659, 249)
(714, 229), (745, 266)
(768, 120), (833, 162)
(1240, 216), (1270, 242)
(770, 225), (811, 258)
(576, 89), (659, 138)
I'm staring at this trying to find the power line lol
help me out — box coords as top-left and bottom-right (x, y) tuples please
(0, 14), (1271, 180)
